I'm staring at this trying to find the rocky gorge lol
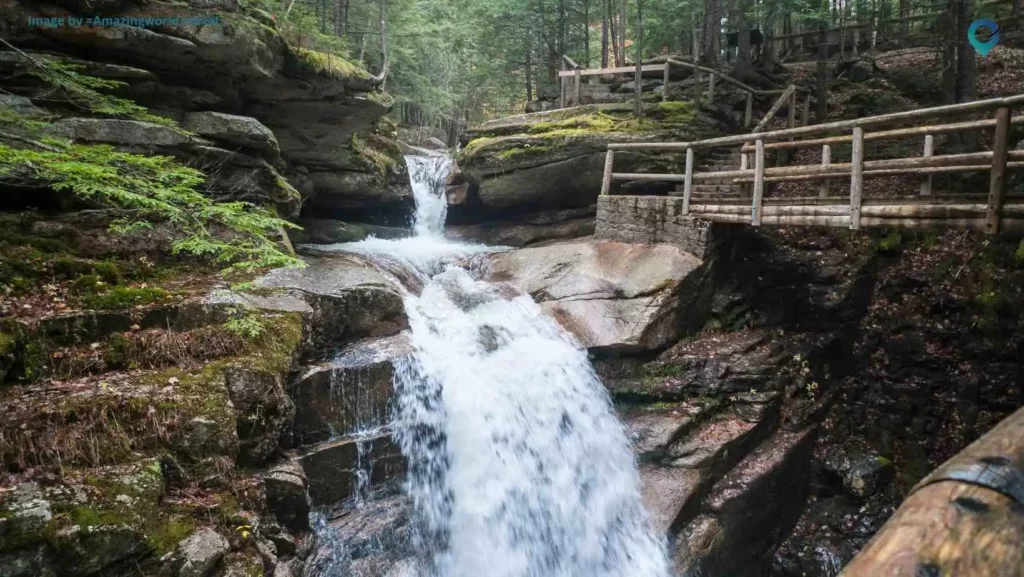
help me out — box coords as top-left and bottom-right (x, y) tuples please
(1, 4), (1024, 577)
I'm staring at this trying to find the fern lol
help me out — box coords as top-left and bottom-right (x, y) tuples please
(0, 141), (302, 271)
(27, 60), (179, 128)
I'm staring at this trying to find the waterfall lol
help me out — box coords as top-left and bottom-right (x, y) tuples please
(406, 155), (452, 237)
(310, 154), (673, 577)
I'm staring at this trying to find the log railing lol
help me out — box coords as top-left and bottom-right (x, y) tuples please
(600, 94), (1024, 235)
(839, 405), (1024, 577)
(556, 56), (808, 128)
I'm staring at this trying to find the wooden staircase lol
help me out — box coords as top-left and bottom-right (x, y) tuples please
(673, 146), (745, 200)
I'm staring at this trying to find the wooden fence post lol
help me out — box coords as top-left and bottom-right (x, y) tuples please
(787, 90), (797, 129)
(752, 139), (765, 225)
(920, 134), (934, 195)
(987, 106), (1011, 234)
(574, 68), (582, 106)
(819, 144), (831, 198)
(740, 150), (751, 198)
(707, 74), (716, 102)
(663, 62), (671, 102)
(601, 150), (615, 195)
(683, 147), (694, 214)
(802, 94), (812, 126)
(745, 92), (753, 127)
(693, 67), (702, 104)
(559, 64), (567, 109)
(850, 127), (864, 229)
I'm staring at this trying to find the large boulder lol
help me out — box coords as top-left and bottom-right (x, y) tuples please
(484, 240), (709, 352)
(177, 527), (230, 577)
(671, 428), (817, 577)
(183, 111), (283, 165)
(459, 102), (722, 217)
(290, 333), (410, 446)
(254, 254), (408, 349)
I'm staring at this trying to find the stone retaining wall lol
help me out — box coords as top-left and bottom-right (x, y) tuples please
(595, 195), (734, 258)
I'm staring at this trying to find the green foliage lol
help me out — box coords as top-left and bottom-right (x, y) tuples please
(224, 307), (268, 340)
(28, 60), (178, 127)
(0, 141), (301, 271)
(876, 230), (903, 254)
(294, 47), (372, 79)
(352, 133), (401, 175)
(79, 286), (172, 310)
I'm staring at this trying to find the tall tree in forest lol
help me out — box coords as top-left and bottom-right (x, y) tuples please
(701, 0), (720, 65)
(634, 0), (644, 114)
(602, 0), (610, 66)
(954, 0), (976, 104)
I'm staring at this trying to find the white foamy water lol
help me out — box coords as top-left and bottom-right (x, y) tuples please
(318, 154), (673, 577)
(407, 154), (452, 237)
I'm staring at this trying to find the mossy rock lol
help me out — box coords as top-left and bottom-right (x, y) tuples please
(0, 460), (164, 574)
(0, 458), (260, 576)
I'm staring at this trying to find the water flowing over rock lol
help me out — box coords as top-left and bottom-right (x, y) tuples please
(302, 152), (673, 577)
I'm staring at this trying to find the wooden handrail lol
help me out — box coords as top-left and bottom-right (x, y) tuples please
(562, 54), (580, 70)
(751, 85), (797, 134)
(746, 116), (1024, 151)
(664, 58), (806, 97)
(598, 94), (1020, 236)
(838, 405), (1024, 577)
(608, 94), (1024, 151)
(557, 64), (666, 78)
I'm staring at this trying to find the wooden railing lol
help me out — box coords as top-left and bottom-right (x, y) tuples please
(839, 405), (1024, 577)
(557, 56), (809, 129)
(600, 94), (1024, 235)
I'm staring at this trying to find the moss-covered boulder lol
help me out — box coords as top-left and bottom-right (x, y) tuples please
(459, 102), (723, 216)
(0, 459), (170, 577)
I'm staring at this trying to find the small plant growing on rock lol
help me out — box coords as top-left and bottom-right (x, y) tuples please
(224, 307), (268, 340)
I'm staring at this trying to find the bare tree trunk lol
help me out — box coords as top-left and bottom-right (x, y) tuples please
(816, 23), (828, 123)
(526, 40), (534, 101)
(610, 0), (621, 65)
(602, 0), (610, 67)
(701, 0), (720, 65)
(955, 0), (975, 104)
(358, 13), (372, 61)
(558, 0), (566, 67)
(634, 0), (644, 115)
(584, 0), (591, 67)
(900, 0), (910, 32)
(618, 0), (627, 65)
(941, 0), (957, 104)
(373, 0), (390, 88)
(343, 0), (350, 34)
(736, 0), (752, 75)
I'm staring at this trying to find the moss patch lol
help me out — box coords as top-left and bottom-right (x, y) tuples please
(292, 47), (371, 80)
(352, 133), (403, 176)
(463, 102), (701, 163)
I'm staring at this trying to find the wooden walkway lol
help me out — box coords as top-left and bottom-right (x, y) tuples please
(600, 94), (1024, 235)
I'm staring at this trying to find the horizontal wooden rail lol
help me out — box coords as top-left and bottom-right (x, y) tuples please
(607, 94), (1024, 151)
(557, 64), (665, 77)
(839, 405), (1024, 577)
(599, 93), (1022, 236)
(743, 116), (1024, 152)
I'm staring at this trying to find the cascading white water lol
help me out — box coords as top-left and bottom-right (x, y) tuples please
(406, 155), (452, 237)
(315, 154), (673, 577)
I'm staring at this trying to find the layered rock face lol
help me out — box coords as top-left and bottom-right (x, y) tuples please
(441, 101), (727, 248)
(485, 239), (710, 352)
(0, 0), (410, 223)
